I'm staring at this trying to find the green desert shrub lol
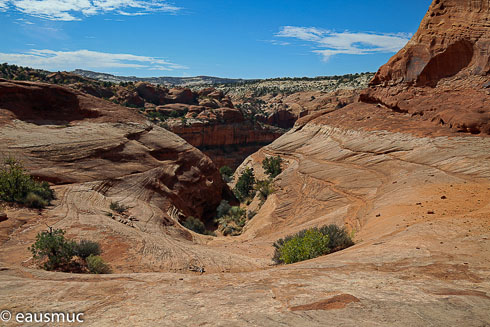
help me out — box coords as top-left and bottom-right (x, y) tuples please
(319, 224), (355, 251)
(28, 228), (75, 271)
(0, 157), (54, 208)
(86, 254), (111, 274)
(247, 210), (257, 219)
(216, 206), (247, 236)
(216, 199), (231, 218)
(182, 216), (206, 234)
(262, 156), (283, 178)
(29, 228), (110, 274)
(109, 201), (128, 214)
(219, 166), (233, 183)
(273, 229), (329, 264)
(233, 167), (255, 202)
(203, 230), (217, 237)
(228, 206), (246, 225)
(273, 224), (354, 264)
(255, 179), (274, 202)
(74, 240), (101, 259)
(24, 192), (48, 209)
(29, 181), (54, 203)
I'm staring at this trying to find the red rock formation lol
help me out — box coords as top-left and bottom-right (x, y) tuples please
(112, 87), (145, 107)
(0, 79), (98, 123)
(156, 103), (190, 115)
(167, 88), (197, 105)
(71, 82), (114, 99)
(372, 0), (489, 86)
(362, 0), (489, 134)
(135, 82), (170, 105)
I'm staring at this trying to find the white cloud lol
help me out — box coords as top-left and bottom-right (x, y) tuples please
(276, 26), (411, 60)
(1, 0), (181, 21)
(276, 26), (327, 42)
(0, 49), (188, 71)
(260, 39), (290, 46)
(15, 17), (34, 24)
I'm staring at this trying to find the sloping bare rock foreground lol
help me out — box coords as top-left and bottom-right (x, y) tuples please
(1, 118), (489, 326)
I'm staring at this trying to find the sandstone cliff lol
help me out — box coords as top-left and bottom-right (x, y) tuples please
(363, 0), (490, 134)
(168, 107), (283, 169)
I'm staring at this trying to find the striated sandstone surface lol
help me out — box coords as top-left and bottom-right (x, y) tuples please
(0, 80), (268, 273)
(1, 118), (489, 326)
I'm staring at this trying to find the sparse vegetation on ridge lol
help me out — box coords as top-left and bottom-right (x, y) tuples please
(262, 156), (283, 179)
(109, 201), (128, 214)
(233, 167), (256, 203)
(216, 72), (375, 98)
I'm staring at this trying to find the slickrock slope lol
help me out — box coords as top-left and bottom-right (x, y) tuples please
(1, 112), (489, 326)
(0, 1), (489, 326)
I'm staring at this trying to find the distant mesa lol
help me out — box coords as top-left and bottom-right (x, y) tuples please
(72, 69), (251, 87)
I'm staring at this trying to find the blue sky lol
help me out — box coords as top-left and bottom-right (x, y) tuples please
(0, 0), (432, 78)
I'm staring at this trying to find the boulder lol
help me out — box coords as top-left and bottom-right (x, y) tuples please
(199, 98), (220, 109)
(135, 82), (169, 105)
(215, 108), (244, 123)
(167, 88), (196, 105)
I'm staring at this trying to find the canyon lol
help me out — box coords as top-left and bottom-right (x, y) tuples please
(0, 0), (489, 326)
